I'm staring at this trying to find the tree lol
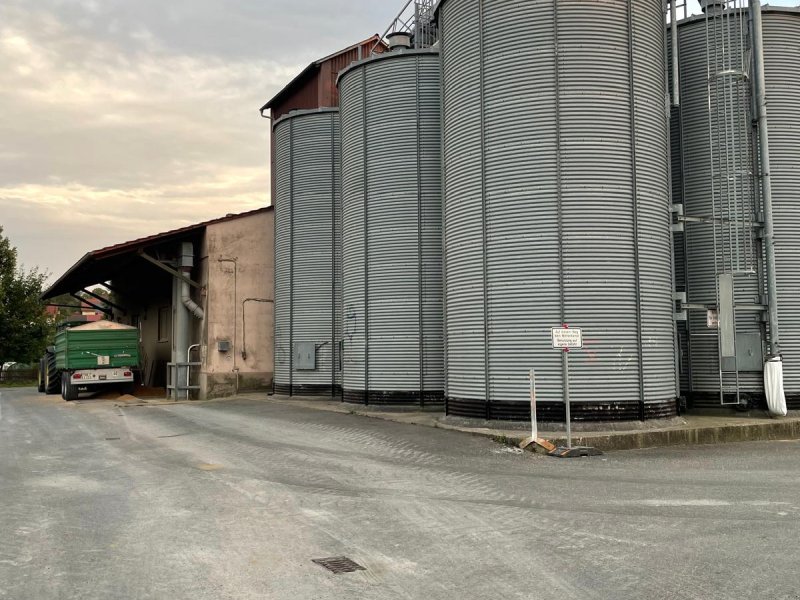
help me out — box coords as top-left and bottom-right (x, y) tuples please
(0, 226), (52, 371)
(46, 292), (81, 320)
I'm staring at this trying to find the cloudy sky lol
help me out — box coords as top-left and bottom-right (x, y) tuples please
(0, 0), (388, 278)
(1, 0), (797, 279)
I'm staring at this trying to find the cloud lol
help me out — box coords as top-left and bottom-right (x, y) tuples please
(0, 0), (389, 278)
(0, 169), (267, 276)
(0, 3), (297, 277)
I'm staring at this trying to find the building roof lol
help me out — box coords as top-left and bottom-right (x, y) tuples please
(259, 35), (384, 115)
(42, 207), (273, 300)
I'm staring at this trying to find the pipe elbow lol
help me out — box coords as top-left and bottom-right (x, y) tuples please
(181, 282), (204, 320)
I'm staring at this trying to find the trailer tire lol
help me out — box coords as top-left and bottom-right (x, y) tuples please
(61, 372), (78, 401)
(44, 352), (60, 395)
(37, 358), (45, 393)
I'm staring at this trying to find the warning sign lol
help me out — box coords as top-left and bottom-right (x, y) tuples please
(551, 327), (583, 349)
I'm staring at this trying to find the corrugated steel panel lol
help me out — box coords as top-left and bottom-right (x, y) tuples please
(339, 50), (444, 404)
(273, 109), (342, 395)
(762, 11), (800, 397)
(439, 0), (676, 420)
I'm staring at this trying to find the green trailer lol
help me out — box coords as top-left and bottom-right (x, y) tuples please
(38, 321), (140, 401)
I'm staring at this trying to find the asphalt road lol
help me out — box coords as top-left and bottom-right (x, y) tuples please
(1, 387), (799, 600)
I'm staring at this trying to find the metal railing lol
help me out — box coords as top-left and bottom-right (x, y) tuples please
(371, 0), (437, 55)
(166, 361), (201, 399)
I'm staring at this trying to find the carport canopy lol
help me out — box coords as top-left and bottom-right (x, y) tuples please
(41, 208), (270, 302)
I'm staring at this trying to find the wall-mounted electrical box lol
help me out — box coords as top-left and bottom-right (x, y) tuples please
(294, 342), (316, 370)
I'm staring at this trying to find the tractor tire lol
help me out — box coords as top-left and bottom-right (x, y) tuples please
(44, 352), (60, 395)
(37, 358), (45, 393)
(61, 372), (79, 401)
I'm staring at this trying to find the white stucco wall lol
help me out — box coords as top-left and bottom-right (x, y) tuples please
(199, 209), (274, 397)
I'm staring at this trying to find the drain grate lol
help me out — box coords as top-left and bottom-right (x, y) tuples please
(312, 556), (365, 574)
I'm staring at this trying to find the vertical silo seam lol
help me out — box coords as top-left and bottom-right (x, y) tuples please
(554, 0), (565, 327)
(439, 13), (450, 406)
(706, 11), (724, 387)
(626, 0), (646, 417)
(288, 118), (294, 394)
(663, 0), (682, 399)
(415, 55), (424, 403)
(478, 0), (490, 414)
(330, 112), (336, 397)
(677, 45), (694, 395)
(361, 67), (370, 404)
(554, 0), (568, 417)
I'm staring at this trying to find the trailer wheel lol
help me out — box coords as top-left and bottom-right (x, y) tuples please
(44, 352), (60, 395)
(61, 372), (78, 401)
(37, 358), (45, 393)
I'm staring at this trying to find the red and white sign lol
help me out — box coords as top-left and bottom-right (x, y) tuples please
(551, 327), (583, 349)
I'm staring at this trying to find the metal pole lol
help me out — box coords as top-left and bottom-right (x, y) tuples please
(529, 370), (537, 442)
(750, 0), (781, 356)
(671, 0), (680, 106)
(563, 350), (572, 449)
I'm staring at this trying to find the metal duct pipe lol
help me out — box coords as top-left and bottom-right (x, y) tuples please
(701, 0), (726, 15)
(181, 280), (204, 319)
(172, 242), (203, 400)
(387, 31), (412, 50)
(181, 243), (204, 320)
(750, 1), (781, 357)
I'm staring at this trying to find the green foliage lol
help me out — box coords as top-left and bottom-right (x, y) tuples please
(47, 292), (81, 320)
(0, 226), (53, 367)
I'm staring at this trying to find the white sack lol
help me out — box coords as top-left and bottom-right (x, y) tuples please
(764, 356), (788, 418)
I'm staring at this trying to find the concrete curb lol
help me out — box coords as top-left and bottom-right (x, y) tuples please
(261, 395), (800, 452)
(476, 420), (800, 452)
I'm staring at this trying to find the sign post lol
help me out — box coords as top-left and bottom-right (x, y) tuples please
(549, 325), (601, 458)
(562, 349), (571, 449)
(551, 326), (582, 449)
(530, 370), (537, 442)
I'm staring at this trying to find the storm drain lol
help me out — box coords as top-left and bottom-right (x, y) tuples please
(312, 557), (365, 574)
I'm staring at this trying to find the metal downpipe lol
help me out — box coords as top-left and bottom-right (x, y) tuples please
(750, 1), (780, 357)
(181, 243), (205, 320)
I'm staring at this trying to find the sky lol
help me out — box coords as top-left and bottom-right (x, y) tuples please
(0, 0), (388, 279)
(1, 0), (798, 280)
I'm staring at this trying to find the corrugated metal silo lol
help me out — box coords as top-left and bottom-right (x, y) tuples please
(674, 7), (800, 408)
(273, 109), (342, 396)
(765, 9), (800, 408)
(337, 49), (444, 405)
(438, 0), (677, 420)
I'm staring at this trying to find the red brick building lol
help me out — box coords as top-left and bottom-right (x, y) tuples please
(259, 35), (387, 202)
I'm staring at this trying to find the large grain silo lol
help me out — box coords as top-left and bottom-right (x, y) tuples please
(437, 0), (677, 421)
(337, 48), (444, 406)
(273, 108), (342, 396)
(673, 6), (800, 409)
